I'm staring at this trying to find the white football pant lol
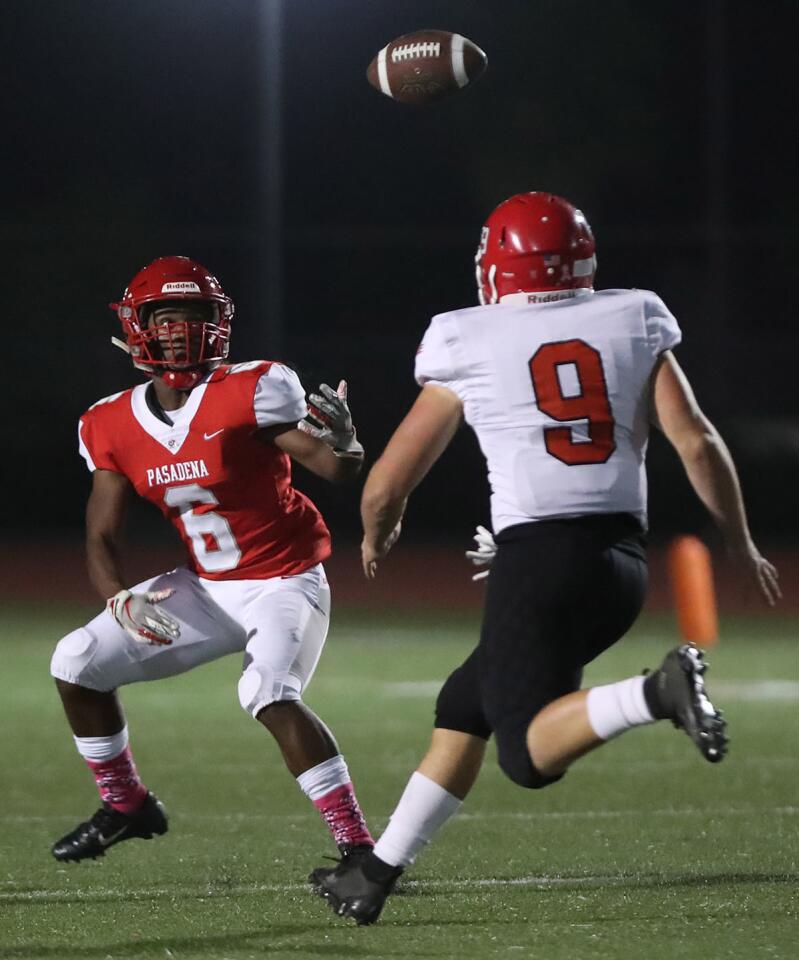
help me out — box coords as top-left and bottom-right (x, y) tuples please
(50, 564), (330, 718)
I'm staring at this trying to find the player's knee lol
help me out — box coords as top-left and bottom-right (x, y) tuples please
(495, 728), (562, 790)
(434, 665), (492, 739)
(50, 628), (98, 686)
(237, 663), (301, 718)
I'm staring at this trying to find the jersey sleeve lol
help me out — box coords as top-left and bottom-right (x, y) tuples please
(642, 290), (682, 356)
(414, 314), (463, 388)
(78, 413), (121, 474)
(252, 362), (308, 428)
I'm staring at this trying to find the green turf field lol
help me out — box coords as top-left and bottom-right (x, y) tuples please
(1, 606), (797, 959)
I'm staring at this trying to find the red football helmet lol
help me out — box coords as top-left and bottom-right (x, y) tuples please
(109, 256), (233, 390)
(475, 192), (596, 305)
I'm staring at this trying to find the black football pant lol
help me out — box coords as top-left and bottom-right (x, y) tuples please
(435, 515), (647, 789)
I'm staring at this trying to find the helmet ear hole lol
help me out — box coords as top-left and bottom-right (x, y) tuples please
(499, 227), (506, 248)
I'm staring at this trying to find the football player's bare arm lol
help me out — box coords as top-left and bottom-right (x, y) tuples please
(361, 385), (463, 578)
(651, 351), (780, 605)
(85, 469), (135, 600)
(54, 469), (133, 738)
(267, 424), (364, 484)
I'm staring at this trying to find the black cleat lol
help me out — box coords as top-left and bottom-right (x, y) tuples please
(309, 854), (402, 926)
(336, 842), (375, 860)
(307, 843), (373, 891)
(645, 644), (728, 763)
(51, 792), (168, 862)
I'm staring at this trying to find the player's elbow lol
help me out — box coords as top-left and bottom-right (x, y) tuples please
(672, 419), (721, 466)
(85, 523), (122, 555)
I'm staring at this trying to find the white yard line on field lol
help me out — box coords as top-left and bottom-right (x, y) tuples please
(384, 680), (799, 700)
(712, 680), (799, 701)
(5, 806), (797, 825)
(0, 873), (717, 904)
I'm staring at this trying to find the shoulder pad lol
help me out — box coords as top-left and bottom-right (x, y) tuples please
(85, 389), (129, 414)
(228, 361), (271, 375)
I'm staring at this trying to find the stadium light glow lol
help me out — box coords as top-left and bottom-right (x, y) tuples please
(257, 0), (285, 355)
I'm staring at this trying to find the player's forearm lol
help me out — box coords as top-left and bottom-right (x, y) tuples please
(330, 449), (364, 484)
(678, 426), (753, 551)
(303, 445), (364, 484)
(86, 533), (128, 600)
(361, 472), (407, 551)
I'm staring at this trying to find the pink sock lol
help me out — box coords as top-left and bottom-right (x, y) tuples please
(313, 782), (374, 849)
(86, 746), (148, 814)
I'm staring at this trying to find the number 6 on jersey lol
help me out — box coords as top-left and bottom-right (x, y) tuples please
(164, 483), (243, 573)
(529, 339), (616, 466)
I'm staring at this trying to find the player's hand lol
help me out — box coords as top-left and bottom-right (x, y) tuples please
(731, 542), (781, 607)
(107, 588), (181, 645)
(362, 523), (402, 579)
(301, 380), (363, 455)
(465, 524), (496, 581)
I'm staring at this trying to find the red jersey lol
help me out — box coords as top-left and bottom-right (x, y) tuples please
(78, 361), (331, 580)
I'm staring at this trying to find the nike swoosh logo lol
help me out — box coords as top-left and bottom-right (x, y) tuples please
(203, 429), (224, 440)
(97, 826), (129, 847)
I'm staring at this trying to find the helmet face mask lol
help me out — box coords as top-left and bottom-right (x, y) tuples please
(139, 301), (223, 368)
(475, 192), (596, 305)
(111, 257), (233, 390)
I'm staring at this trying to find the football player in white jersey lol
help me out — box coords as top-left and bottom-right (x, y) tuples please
(49, 257), (375, 864)
(310, 192), (781, 924)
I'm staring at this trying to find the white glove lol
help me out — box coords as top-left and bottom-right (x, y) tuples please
(300, 379), (363, 455)
(465, 525), (496, 581)
(107, 588), (180, 646)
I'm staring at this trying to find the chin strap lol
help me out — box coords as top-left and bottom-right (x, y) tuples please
(111, 336), (130, 354)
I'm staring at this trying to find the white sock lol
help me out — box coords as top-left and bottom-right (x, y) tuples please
(296, 755), (350, 801)
(586, 676), (655, 741)
(373, 771), (462, 868)
(73, 725), (129, 763)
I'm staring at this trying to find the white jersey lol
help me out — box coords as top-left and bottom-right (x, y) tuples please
(414, 289), (681, 533)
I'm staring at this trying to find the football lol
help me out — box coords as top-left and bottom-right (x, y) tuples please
(366, 30), (487, 104)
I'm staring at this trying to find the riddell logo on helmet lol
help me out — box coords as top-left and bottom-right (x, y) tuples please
(527, 291), (576, 304)
(162, 282), (201, 293)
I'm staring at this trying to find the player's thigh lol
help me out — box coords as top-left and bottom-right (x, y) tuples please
(581, 543), (647, 665)
(477, 535), (591, 786)
(478, 539), (583, 730)
(50, 568), (246, 692)
(236, 563), (330, 717)
(479, 523), (647, 723)
(479, 523), (647, 788)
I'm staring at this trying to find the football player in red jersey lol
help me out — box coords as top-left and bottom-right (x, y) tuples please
(310, 193), (781, 924)
(50, 256), (374, 863)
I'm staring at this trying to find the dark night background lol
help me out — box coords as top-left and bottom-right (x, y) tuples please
(3, 0), (797, 553)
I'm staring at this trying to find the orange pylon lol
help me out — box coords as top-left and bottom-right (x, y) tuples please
(667, 535), (719, 646)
